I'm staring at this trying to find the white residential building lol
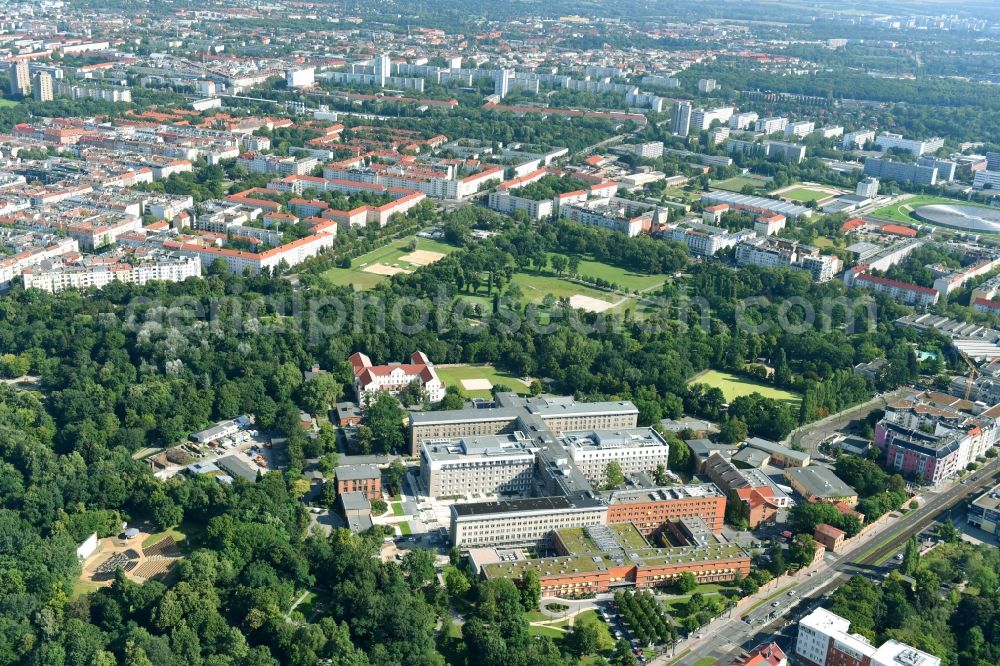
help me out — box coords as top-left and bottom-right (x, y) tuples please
(842, 130), (876, 150)
(784, 121), (815, 138)
(876, 132), (945, 156)
(796, 608), (940, 666)
(729, 111), (759, 131)
(755, 117), (788, 135)
(21, 251), (201, 293)
(690, 106), (735, 131)
(856, 177), (879, 198)
(487, 191), (554, 220)
(285, 67), (315, 88)
(672, 221), (754, 256)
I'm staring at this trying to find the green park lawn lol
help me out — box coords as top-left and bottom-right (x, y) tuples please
(398, 521), (412, 535)
(435, 363), (531, 399)
(319, 236), (457, 290)
(562, 254), (667, 292)
(688, 369), (801, 407)
(528, 624), (566, 638)
(296, 590), (333, 621)
(0, 98), (20, 108)
(573, 610), (615, 650)
(781, 186), (835, 202)
(871, 195), (995, 225)
(711, 175), (772, 193)
(142, 521), (204, 552)
(509, 271), (620, 305)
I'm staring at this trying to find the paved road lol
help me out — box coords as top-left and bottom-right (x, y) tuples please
(665, 459), (1000, 665)
(787, 387), (912, 459)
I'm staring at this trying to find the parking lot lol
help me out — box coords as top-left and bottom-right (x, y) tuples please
(153, 429), (284, 480)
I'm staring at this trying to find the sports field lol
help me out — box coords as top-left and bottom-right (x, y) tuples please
(687, 369), (801, 407)
(711, 175), (772, 193)
(782, 187), (833, 202)
(320, 236), (456, 290)
(872, 195), (996, 225)
(435, 363), (531, 399)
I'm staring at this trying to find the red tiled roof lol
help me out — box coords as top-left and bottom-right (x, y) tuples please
(855, 273), (937, 296)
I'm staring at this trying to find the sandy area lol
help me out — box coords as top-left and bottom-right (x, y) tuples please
(401, 250), (446, 266)
(569, 294), (617, 312)
(78, 532), (182, 589)
(461, 378), (493, 391)
(362, 263), (412, 276)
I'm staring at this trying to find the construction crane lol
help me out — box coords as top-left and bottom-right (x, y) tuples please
(959, 350), (979, 401)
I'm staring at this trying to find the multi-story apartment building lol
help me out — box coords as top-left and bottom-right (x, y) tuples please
(349, 351), (446, 405)
(169, 229), (335, 275)
(691, 106), (735, 131)
(973, 170), (1000, 190)
(875, 392), (1000, 484)
(0, 230), (80, 290)
(784, 121), (815, 138)
(52, 81), (131, 103)
(846, 272), (939, 306)
(735, 237), (797, 270)
(755, 117), (788, 135)
(856, 177), (880, 199)
(801, 254), (842, 282)
(420, 433), (537, 498)
(842, 129), (876, 150)
(916, 156), (957, 182)
(487, 190), (554, 220)
(32, 71), (53, 101)
(322, 160), (503, 200)
(563, 428), (670, 486)
(875, 132), (944, 156)
(561, 197), (659, 237)
(237, 152), (318, 176)
(625, 142), (665, 159)
(8, 60), (31, 96)
(729, 111), (759, 131)
(671, 221), (754, 256)
(864, 157), (939, 186)
(754, 214), (787, 237)
(796, 608), (941, 666)
(20, 250), (201, 293)
(763, 140), (807, 163)
(605, 484), (726, 536)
